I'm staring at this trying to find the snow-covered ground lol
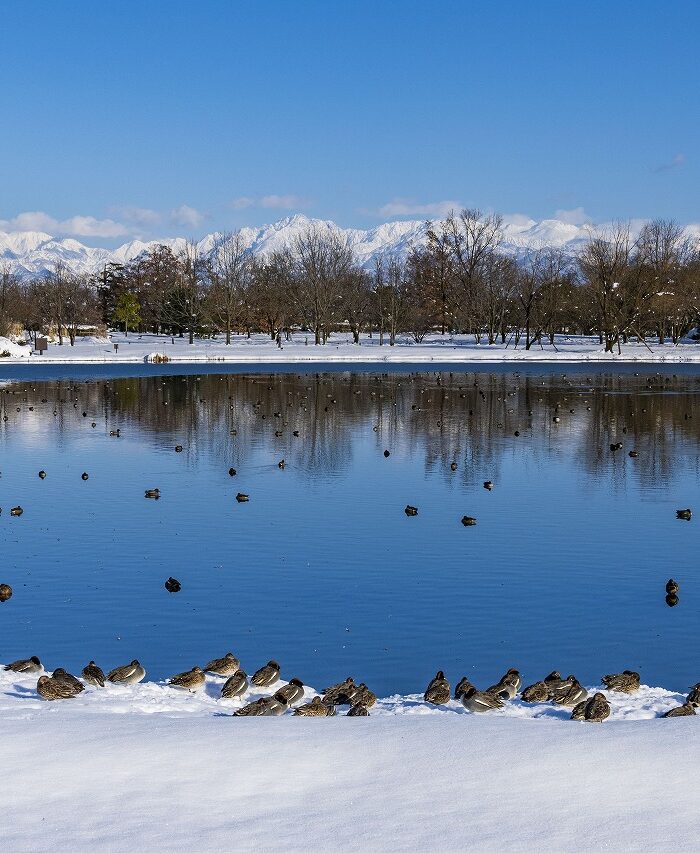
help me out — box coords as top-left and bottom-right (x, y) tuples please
(3, 331), (700, 366)
(2, 665), (698, 851)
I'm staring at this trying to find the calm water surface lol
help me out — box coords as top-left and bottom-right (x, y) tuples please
(1, 366), (699, 695)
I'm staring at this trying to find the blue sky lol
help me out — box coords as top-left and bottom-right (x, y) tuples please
(1, 0), (698, 242)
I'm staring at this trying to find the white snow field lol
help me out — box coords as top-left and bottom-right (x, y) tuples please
(3, 331), (700, 366)
(1, 666), (698, 852)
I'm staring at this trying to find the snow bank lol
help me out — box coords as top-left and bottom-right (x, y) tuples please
(3, 331), (700, 365)
(0, 335), (31, 358)
(1, 666), (698, 851)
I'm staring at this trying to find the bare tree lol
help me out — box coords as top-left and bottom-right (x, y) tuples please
(443, 209), (503, 339)
(637, 219), (693, 343)
(251, 249), (295, 340)
(207, 231), (253, 343)
(342, 268), (373, 344)
(161, 241), (206, 343)
(0, 264), (21, 337)
(293, 226), (354, 344)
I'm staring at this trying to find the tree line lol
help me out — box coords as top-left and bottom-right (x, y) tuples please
(1, 211), (698, 349)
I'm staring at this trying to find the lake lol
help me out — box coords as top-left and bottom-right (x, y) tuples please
(1, 364), (699, 696)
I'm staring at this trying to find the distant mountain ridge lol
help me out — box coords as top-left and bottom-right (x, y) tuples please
(2, 213), (698, 279)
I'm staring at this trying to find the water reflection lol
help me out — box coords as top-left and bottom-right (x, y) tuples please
(1, 368), (699, 695)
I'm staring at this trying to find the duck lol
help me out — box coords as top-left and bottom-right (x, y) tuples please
(351, 683), (376, 708)
(383, 450), (390, 458)
(485, 668), (521, 699)
(274, 678), (305, 705)
(666, 593), (679, 607)
(521, 681), (550, 703)
(541, 671), (564, 691)
(52, 668), (85, 693)
(81, 472), (89, 481)
(278, 460), (285, 469)
(405, 505), (418, 516)
(250, 660), (280, 687)
(323, 677), (355, 704)
(461, 685), (505, 713)
(571, 693), (610, 722)
(38, 470), (47, 479)
(663, 703), (696, 718)
(234, 698), (272, 716)
(266, 695), (290, 716)
(236, 493), (249, 502)
(164, 577), (181, 593)
(109, 429), (121, 437)
(175, 445), (183, 452)
(676, 509), (692, 520)
(169, 666), (206, 691)
(107, 659), (146, 684)
(144, 488), (161, 499)
(424, 671), (451, 705)
(450, 462), (458, 471)
(686, 683), (700, 707)
(10, 506), (23, 516)
(461, 516), (477, 526)
(204, 652), (240, 677)
(601, 670), (640, 693)
(666, 579), (679, 594)
(0, 583), (12, 602)
(483, 481), (494, 490)
(82, 661), (106, 687)
(221, 671), (248, 699)
(347, 702), (369, 716)
(36, 675), (84, 700)
(552, 677), (588, 707)
(293, 696), (335, 717)
(4, 656), (42, 674)
(454, 677), (474, 700)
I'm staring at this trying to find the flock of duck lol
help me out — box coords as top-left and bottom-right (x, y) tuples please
(2, 654), (375, 717)
(424, 667), (699, 720)
(3, 655), (699, 720)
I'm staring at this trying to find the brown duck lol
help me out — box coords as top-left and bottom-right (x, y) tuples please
(424, 671), (451, 705)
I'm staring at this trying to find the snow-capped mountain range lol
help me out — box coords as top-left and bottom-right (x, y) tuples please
(1, 214), (697, 279)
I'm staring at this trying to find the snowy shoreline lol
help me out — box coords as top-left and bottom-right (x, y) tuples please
(2, 666), (695, 722)
(2, 666), (699, 852)
(4, 331), (700, 366)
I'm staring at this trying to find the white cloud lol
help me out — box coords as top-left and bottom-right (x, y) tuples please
(553, 207), (592, 226)
(231, 195), (310, 211)
(169, 205), (205, 229)
(0, 211), (128, 238)
(375, 199), (462, 219)
(113, 206), (162, 227)
(502, 213), (536, 228)
(231, 197), (255, 210)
